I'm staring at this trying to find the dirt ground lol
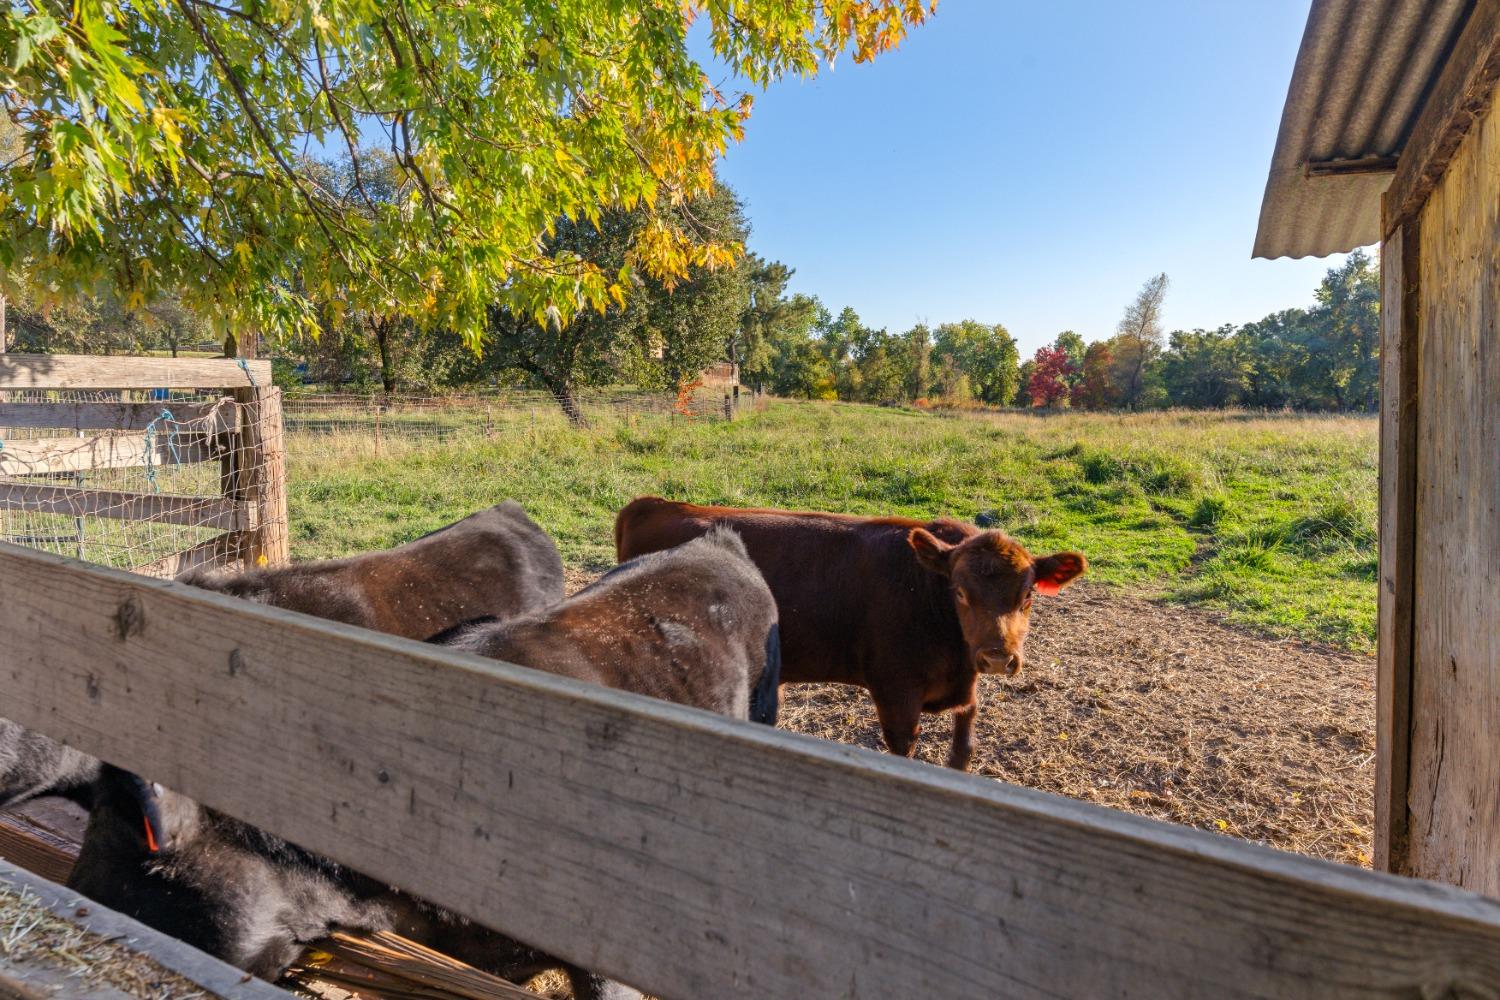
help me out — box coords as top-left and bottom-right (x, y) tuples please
(568, 568), (1375, 867)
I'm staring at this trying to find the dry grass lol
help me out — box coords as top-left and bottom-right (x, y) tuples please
(563, 568), (1375, 866)
(0, 881), (212, 999)
(781, 583), (1375, 866)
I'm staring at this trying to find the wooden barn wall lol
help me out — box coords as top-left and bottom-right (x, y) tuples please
(1407, 78), (1500, 895)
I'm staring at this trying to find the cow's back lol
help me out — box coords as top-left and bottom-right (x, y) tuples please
(458, 526), (777, 720)
(185, 501), (564, 639)
(349, 501), (564, 636)
(615, 497), (968, 689)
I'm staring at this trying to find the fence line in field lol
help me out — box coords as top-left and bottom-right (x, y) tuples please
(281, 386), (765, 456)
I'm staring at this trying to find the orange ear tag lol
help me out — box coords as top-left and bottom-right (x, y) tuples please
(1035, 579), (1061, 596)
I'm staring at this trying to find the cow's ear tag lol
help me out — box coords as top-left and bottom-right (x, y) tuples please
(1034, 579), (1061, 597)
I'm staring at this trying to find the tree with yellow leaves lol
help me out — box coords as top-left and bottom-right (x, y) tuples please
(0, 1), (933, 351)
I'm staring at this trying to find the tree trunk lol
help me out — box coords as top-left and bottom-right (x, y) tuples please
(550, 379), (588, 427)
(375, 319), (396, 394)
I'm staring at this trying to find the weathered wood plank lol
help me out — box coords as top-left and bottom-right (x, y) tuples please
(0, 399), (237, 434)
(230, 386), (289, 568)
(2, 544), (1500, 999)
(1374, 219), (1421, 874)
(0, 432), (219, 476)
(1407, 78), (1500, 895)
(0, 813), (76, 886)
(1384, 0), (1500, 237)
(130, 533), (242, 580)
(0, 354), (269, 391)
(0, 859), (285, 1000)
(0, 483), (248, 531)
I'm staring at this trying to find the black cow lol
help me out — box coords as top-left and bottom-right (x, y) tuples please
(71, 768), (639, 999)
(67, 528), (777, 999)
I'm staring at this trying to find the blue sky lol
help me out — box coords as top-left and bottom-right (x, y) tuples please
(699, 1), (1357, 355)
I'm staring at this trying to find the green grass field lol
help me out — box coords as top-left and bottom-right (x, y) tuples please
(286, 401), (1378, 652)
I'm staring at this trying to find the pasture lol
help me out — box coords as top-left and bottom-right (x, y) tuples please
(284, 400), (1378, 865)
(288, 400), (1378, 650)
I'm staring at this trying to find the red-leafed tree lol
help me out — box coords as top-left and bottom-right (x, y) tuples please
(1026, 345), (1077, 408)
(1072, 340), (1120, 409)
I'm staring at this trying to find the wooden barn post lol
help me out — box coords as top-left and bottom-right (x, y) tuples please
(1375, 211), (1420, 874)
(228, 333), (290, 569)
(1374, 4), (1500, 891)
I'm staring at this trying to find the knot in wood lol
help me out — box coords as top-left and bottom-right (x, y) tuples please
(113, 595), (145, 641)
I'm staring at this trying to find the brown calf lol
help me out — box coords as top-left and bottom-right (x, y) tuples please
(3, 502), (563, 813)
(614, 496), (1085, 770)
(436, 525), (780, 725)
(181, 500), (564, 640)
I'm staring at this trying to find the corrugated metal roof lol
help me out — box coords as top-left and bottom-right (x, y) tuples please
(1253, 0), (1472, 259)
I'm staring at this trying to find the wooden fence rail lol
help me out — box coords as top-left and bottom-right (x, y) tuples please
(0, 432), (222, 476)
(0, 354), (270, 389)
(0, 399), (238, 433)
(2, 542), (1499, 999)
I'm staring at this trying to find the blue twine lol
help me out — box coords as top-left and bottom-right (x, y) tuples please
(236, 357), (258, 387)
(142, 408), (175, 494)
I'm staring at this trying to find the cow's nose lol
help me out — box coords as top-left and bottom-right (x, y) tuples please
(977, 648), (1023, 676)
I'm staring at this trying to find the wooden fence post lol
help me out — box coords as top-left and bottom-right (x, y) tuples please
(229, 385), (289, 569)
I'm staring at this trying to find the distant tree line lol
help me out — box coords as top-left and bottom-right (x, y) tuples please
(749, 251), (1381, 413)
(5, 128), (1379, 419)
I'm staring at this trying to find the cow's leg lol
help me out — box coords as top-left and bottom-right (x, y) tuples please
(873, 694), (922, 758)
(947, 698), (978, 771)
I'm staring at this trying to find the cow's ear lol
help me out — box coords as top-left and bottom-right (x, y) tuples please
(908, 528), (955, 576)
(1033, 552), (1086, 595)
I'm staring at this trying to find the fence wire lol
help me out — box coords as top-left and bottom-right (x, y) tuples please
(1, 378), (755, 574)
(0, 387), (282, 575)
(282, 386), (764, 460)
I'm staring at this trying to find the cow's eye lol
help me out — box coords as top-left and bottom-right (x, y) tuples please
(955, 587), (969, 605)
(1023, 591), (1034, 610)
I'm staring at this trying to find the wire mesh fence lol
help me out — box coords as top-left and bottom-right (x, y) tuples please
(0, 355), (284, 575)
(0, 355), (757, 576)
(282, 385), (765, 461)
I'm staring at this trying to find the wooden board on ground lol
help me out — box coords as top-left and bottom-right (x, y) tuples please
(0, 805), (81, 886)
(0, 355), (270, 391)
(0, 820), (538, 1000)
(3, 543), (1500, 999)
(0, 482), (248, 530)
(0, 399), (236, 434)
(0, 858), (284, 1000)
